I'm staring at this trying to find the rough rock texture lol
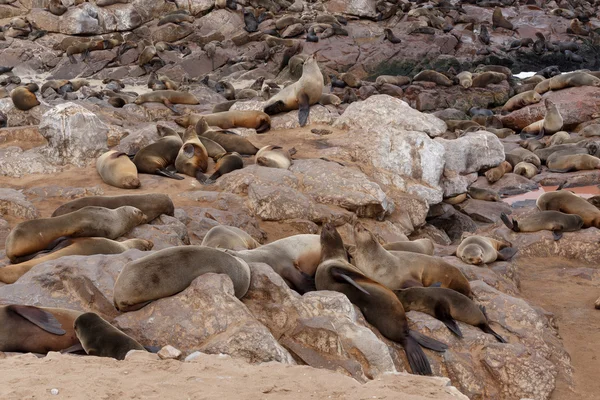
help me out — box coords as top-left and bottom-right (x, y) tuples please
(0, 188), (39, 219)
(0, 146), (62, 178)
(122, 214), (190, 250)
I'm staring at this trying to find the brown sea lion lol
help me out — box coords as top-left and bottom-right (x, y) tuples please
(157, 14), (194, 26)
(548, 71), (600, 91)
(318, 93), (341, 106)
(96, 150), (140, 189)
(175, 126), (209, 180)
(255, 145), (292, 169)
(456, 235), (517, 265)
(96, 0), (129, 5)
(195, 118), (258, 155)
(534, 78), (551, 95)
(547, 153), (600, 172)
(506, 146), (542, 168)
(0, 305), (81, 353)
(520, 138), (545, 152)
(201, 111), (271, 133)
(375, 75), (411, 87)
(198, 136), (227, 159)
(471, 72), (507, 88)
(46, 0), (67, 16)
(537, 190), (600, 228)
(113, 246), (251, 311)
(513, 161), (538, 178)
(0, 238), (153, 284)
(133, 127), (184, 180)
(10, 86), (39, 111)
(74, 312), (145, 360)
(502, 90), (542, 112)
(569, 18), (590, 36)
(485, 161), (512, 183)
(5, 206), (147, 263)
(492, 7), (514, 30)
(201, 225), (260, 251)
(134, 90), (199, 114)
(443, 193), (468, 205)
(468, 187), (501, 202)
(413, 70), (453, 86)
(382, 238), (434, 256)
(198, 152), (244, 183)
(501, 211), (583, 240)
(485, 127), (515, 138)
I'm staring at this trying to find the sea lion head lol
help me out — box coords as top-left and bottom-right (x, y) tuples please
(195, 116), (210, 135)
(460, 244), (484, 265)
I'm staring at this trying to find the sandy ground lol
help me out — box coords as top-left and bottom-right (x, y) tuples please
(0, 352), (467, 400)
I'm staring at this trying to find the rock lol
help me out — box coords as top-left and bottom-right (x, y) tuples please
(325, 0), (378, 18)
(38, 103), (109, 167)
(157, 345), (182, 360)
(532, 169), (600, 187)
(231, 100), (339, 129)
(456, 199), (512, 223)
(22, 185), (104, 201)
(122, 215), (190, 250)
(471, 174), (539, 197)
(0, 147), (62, 178)
(429, 208), (478, 243)
(174, 0), (212, 15)
(114, 273), (295, 364)
(0, 126), (46, 150)
(124, 350), (160, 361)
(0, 98), (46, 127)
(281, 23), (304, 38)
(436, 131), (505, 173)
(405, 82), (510, 113)
(0, 188), (39, 219)
(433, 108), (468, 121)
(151, 22), (194, 43)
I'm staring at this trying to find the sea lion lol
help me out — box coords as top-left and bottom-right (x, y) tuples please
(547, 153), (600, 172)
(492, 7), (514, 30)
(0, 305), (81, 353)
(501, 211), (583, 240)
(318, 93), (341, 106)
(485, 160), (512, 183)
(5, 206), (147, 263)
(225, 234), (320, 293)
(195, 118), (258, 155)
(134, 90), (199, 113)
(316, 223), (446, 376)
(456, 71), (472, 89)
(96, 0), (129, 5)
(0, 238), (153, 284)
(175, 126), (209, 180)
(548, 71), (600, 91)
(468, 186), (501, 202)
(569, 18), (589, 36)
(534, 78), (552, 95)
(456, 235), (517, 265)
(96, 150), (140, 189)
(471, 72), (506, 88)
(138, 45), (157, 69)
(445, 120), (481, 132)
(506, 146), (542, 168)
(534, 141), (597, 163)
(201, 225), (260, 251)
(520, 99), (563, 139)
(520, 138), (545, 152)
(382, 238), (434, 256)
(133, 128), (184, 180)
(242, 8), (258, 32)
(375, 75), (411, 87)
(502, 90), (542, 112)
(263, 53), (324, 127)
(474, 65), (512, 77)
(395, 287), (506, 342)
(413, 70), (453, 86)
(113, 246), (251, 311)
(383, 28), (402, 44)
(352, 223), (472, 297)
(579, 124), (600, 137)
(513, 161), (538, 178)
(46, 0), (67, 16)
(549, 131), (572, 145)
(479, 24), (490, 45)
(444, 193), (468, 205)
(157, 14), (194, 26)
(74, 312), (145, 360)
(198, 136), (227, 159)
(52, 193), (174, 222)
(523, 75), (545, 85)
(255, 145), (292, 169)
(200, 111), (271, 133)
(198, 152), (244, 183)
(537, 190), (600, 228)
(10, 86), (39, 111)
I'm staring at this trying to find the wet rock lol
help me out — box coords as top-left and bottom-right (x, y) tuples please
(114, 273), (295, 364)
(122, 215), (190, 250)
(0, 188), (39, 219)
(471, 174), (539, 197)
(456, 199), (512, 223)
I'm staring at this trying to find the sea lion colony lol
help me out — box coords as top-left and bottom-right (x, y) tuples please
(1, 0), (600, 395)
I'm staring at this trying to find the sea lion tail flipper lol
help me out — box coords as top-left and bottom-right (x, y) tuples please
(298, 92), (310, 127)
(409, 330), (448, 352)
(283, 267), (315, 294)
(144, 345), (161, 353)
(434, 302), (463, 338)
(400, 279), (424, 289)
(156, 168), (185, 180)
(68, 54), (77, 64)
(61, 343), (86, 354)
(500, 212), (516, 231)
(497, 247), (518, 261)
(533, 126), (545, 140)
(127, 153), (136, 160)
(403, 335), (433, 376)
(7, 305), (66, 335)
(479, 305), (488, 319)
(195, 171), (209, 183)
(556, 181), (567, 190)
(256, 121), (270, 133)
(330, 267), (371, 295)
(479, 323), (507, 343)
(552, 230), (563, 241)
(263, 100), (286, 115)
(163, 99), (181, 114)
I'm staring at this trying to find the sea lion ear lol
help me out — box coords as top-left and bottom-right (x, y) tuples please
(183, 143), (194, 158)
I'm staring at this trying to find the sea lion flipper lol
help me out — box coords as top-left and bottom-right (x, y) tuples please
(434, 302), (462, 338)
(298, 92), (310, 127)
(496, 247), (518, 261)
(162, 99), (180, 114)
(127, 153), (136, 160)
(182, 143), (195, 159)
(156, 168), (185, 180)
(61, 343), (86, 354)
(400, 279), (424, 289)
(330, 267), (371, 295)
(556, 181), (567, 190)
(403, 335), (433, 376)
(479, 323), (506, 343)
(500, 212), (515, 231)
(283, 267), (315, 294)
(552, 230), (563, 241)
(7, 305), (66, 336)
(144, 345), (161, 353)
(195, 171), (209, 183)
(263, 100), (286, 115)
(533, 126), (545, 140)
(429, 282), (442, 288)
(68, 54), (77, 64)
(409, 330), (448, 352)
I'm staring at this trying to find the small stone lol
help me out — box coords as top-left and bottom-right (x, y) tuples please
(184, 351), (204, 362)
(50, 388), (59, 395)
(158, 345), (183, 360)
(124, 350), (160, 361)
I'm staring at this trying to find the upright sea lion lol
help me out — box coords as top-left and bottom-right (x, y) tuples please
(413, 70), (453, 86)
(200, 111), (271, 133)
(456, 235), (517, 265)
(52, 193), (174, 221)
(10, 86), (39, 111)
(134, 90), (199, 113)
(0, 238), (153, 284)
(513, 161), (538, 178)
(471, 72), (506, 88)
(5, 206), (147, 262)
(352, 223), (472, 297)
(383, 28), (402, 44)
(456, 71), (472, 88)
(468, 187), (501, 202)
(502, 90), (542, 112)
(569, 18), (590, 36)
(501, 211), (583, 240)
(113, 246), (251, 311)
(492, 7), (514, 30)
(133, 128), (184, 179)
(198, 152), (244, 183)
(395, 287), (506, 342)
(195, 118), (258, 155)
(74, 313), (145, 360)
(201, 225), (260, 251)
(175, 126), (209, 180)
(0, 305), (81, 353)
(255, 145), (292, 169)
(520, 99), (563, 139)
(382, 238), (434, 256)
(485, 160), (512, 183)
(96, 150), (140, 189)
(263, 53), (324, 127)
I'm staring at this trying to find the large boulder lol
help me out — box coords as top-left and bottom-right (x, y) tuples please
(324, 0), (378, 19)
(0, 188), (39, 219)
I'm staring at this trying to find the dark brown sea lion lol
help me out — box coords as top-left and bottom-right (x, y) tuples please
(132, 127), (184, 179)
(195, 118), (258, 155)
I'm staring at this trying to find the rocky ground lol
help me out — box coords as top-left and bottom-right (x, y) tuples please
(1, 0), (600, 399)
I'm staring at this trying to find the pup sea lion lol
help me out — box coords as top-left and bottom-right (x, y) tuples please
(201, 225), (260, 251)
(133, 128), (184, 179)
(468, 187), (501, 202)
(456, 71), (472, 88)
(10, 86), (39, 111)
(74, 313), (145, 360)
(113, 246), (251, 311)
(537, 190), (600, 228)
(46, 0), (67, 17)
(134, 90), (199, 114)
(198, 152), (244, 183)
(502, 90), (542, 112)
(0, 305), (81, 353)
(501, 211), (583, 240)
(395, 287), (506, 342)
(513, 161), (538, 178)
(382, 238), (434, 255)
(471, 72), (506, 88)
(485, 161), (512, 183)
(352, 223), (472, 297)
(255, 145), (292, 169)
(383, 28), (402, 44)
(175, 126), (209, 180)
(200, 111), (271, 133)
(96, 150), (140, 189)
(0, 238), (153, 284)
(318, 93), (341, 106)
(263, 53), (324, 127)
(456, 235), (517, 265)
(195, 118), (258, 155)
(547, 153), (600, 172)
(5, 206), (146, 263)
(413, 70), (453, 86)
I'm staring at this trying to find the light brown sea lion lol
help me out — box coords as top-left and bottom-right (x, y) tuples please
(41, 79), (71, 95)
(382, 238), (434, 256)
(318, 93), (341, 106)
(375, 75), (411, 87)
(5, 206), (147, 263)
(175, 126), (209, 180)
(0, 305), (81, 353)
(133, 127), (184, 180)
(96, 150), (140, 189)
(212, 100), (238, 113)
(443, 193), (468, 205)
(537, 190), (600, 228)
(255, 145), (292, 169)
(0, 238), (153, 284)
(352, 223), (472, 297)
(471, 71), (507, 88)
(502, 90), (542, 112)
(456, 235), (517, 265)
(513, 161), (538, 178)
(225, 234), (320, 293)
(195, 118), (258, 155)
(523, 75), (545, 84)
(198, 136), (227, 159)
(315, 223), (446, 376)
(445, 120), (481, 132)
(52, 194), (174, 222)
(201, 225), (260, 251)
(468, 186), (501, 202)
(200, 111), (271, 133)
(134, 90), (199, 113)
(46, 0), (67, 16)
(394, 287), (506, 342)
(263, 53), (324, 127)
(456, 71), (472, 88)
(475, 65), (512, 77)
(113, 246), (251, 311)
(506, 146), (542, 168)
(548, 71), (600, 91)
(485, 127), (515, 138)
(74, 312), (145, 360)
(549, 131), (572, 145)
(501, 211), (583, 240)
(485, 160), (513, 183)
(413, 70), (453, 86)
(579, 124), (600, 137)
(10, 86), (39, 111)
(547, 153), (600, 172)
(492, 7), (514, 30)
(569, 18), (589, 36)
(519, 138), (545, 152)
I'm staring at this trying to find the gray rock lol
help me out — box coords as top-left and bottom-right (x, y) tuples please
(0, 147), (62, 178)
(0, 188), (39, 219)
(122, 215), (190, 250)
(456, 199), (512, 223)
